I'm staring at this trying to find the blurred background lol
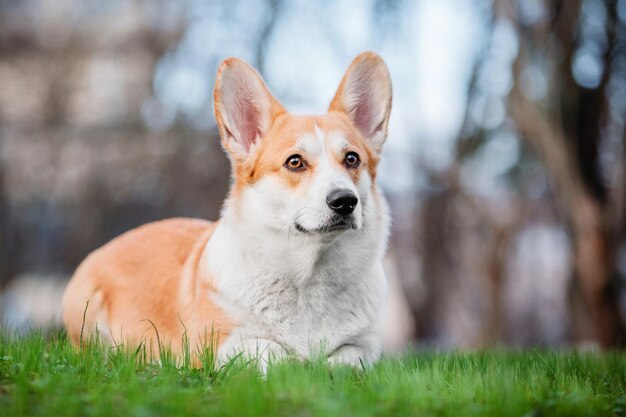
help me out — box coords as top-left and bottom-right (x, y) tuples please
(1, 0), (625, 350)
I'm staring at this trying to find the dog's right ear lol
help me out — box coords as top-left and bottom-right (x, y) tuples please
(213, 58), (285, 162)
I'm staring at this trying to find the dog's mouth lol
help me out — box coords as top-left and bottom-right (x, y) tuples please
(294, 217), (357, 234)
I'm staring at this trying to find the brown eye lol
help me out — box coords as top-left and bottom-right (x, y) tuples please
(285, 154), (305, 171)
(344, 152), (360, 168)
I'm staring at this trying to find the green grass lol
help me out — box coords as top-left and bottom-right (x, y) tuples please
(0, 331), (624, 417)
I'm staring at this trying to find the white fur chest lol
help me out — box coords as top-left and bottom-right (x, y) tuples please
(202, 217), (388, 358)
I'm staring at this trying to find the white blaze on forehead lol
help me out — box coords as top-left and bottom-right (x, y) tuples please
(296, 125), (348, 159)
(327, 131), (349, 155)
(296, 132), (322, 157)
(293, 124), (353, 190)
(296, 123), (327, 158)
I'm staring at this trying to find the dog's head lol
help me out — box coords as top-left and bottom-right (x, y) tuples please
(214, 52), (392, 237)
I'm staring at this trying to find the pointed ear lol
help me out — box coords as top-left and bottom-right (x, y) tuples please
(213, 58), (285, 161)
(328, 52), (392, 153)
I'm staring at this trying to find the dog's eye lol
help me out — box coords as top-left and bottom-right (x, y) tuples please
(285, 154), (305, 171)
(344, 152), (360, 168)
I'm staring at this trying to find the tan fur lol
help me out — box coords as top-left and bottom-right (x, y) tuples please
(62, 218), (233, 359)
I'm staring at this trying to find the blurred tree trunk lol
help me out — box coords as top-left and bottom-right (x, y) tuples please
(413, 187), (455, 343)
(0, 165), (17, 289)
(508, 0), (625, 347)
(0, 166), (6, 286)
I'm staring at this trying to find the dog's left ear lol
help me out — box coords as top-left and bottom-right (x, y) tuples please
(328, 52), (392, 153)
(214, 58), (285, 162)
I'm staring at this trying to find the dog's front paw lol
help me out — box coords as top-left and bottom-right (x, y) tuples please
(328, 344), (373, 368)
(219, 337), (289, 373)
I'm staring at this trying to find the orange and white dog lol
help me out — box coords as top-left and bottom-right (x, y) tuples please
(62, 52), (392, 367)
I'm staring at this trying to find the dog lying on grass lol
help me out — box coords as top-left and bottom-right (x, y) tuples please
(63, 52), (393, 368)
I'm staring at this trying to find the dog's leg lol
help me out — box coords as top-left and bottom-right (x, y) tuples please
(218, 333), (289, 373)
(328, 338), (382, 368)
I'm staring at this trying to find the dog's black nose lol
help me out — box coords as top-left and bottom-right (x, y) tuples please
(326, 189), (358, 215)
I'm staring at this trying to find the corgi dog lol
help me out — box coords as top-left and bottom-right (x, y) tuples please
(62, 52), (392, 367)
